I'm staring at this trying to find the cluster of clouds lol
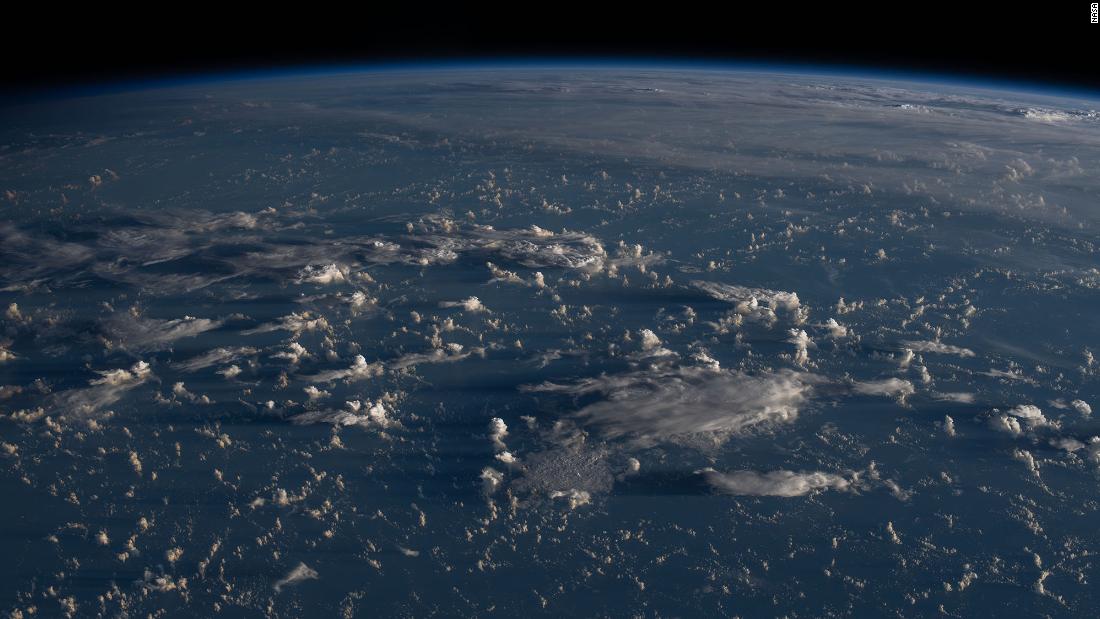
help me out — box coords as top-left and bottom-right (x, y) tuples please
(988, 404), (1056, 437)
(524, 361), (917, 450)
(45, 361), (154, 419)
(693, 280), (806, 327)
(105, 314), (224, 353)
(291, 399), (396, 429)
(524, 366), (814, 447)
(0, 209), (664, 298)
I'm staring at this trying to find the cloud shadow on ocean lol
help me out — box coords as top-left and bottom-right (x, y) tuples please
(612, 470), (715, 496)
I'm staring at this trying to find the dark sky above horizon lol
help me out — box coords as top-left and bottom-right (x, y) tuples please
(2, 4), (1098, 95)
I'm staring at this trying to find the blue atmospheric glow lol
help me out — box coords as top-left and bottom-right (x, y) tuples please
(9, 57), (1100, 104)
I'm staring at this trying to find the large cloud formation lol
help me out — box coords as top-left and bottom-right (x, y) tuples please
(525, 367), (815, 446)
(696, 468), (852, 497)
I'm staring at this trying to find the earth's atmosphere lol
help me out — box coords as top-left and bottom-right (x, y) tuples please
(1, 67), (1100, 617)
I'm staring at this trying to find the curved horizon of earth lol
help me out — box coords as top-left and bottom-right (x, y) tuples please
(1, 66), (1099, 617)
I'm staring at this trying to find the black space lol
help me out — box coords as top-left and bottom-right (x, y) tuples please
(2, 4), (1098, 94)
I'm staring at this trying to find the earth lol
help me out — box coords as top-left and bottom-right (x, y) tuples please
(1, 66), (1099, 617)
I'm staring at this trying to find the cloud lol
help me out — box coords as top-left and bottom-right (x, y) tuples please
(480, 467), (504, 495)
(105, 315), (224, 353)
(989, 414), (1023, 436)
(692, 280), (800, 309)
(341, 76), (1100, 228)
(439, 296), (488, 313)
(934, 392), (976, 403)
(901, 340), (976, 357)
(5, 303), (23, 322)
(1013, 449), (1040, 477)
(627, 328), (676, 361)
(389, 345), (483, 371)
(787, 329), (813, 366)
(495, 451), (519, 466)
(822, 318), (848, 338)
(243, 312), (330, 336)
(402, 218), (663, 275)
(524, 367), (815, 446)
(1008, 404), (1054, 428)
(273, 562), (319, 593)
(988, 403), (1056, 438)
(295, 263), (347, 285)
(171, 382), (211, 405)
(511, 435), (616, 497)
(91, 362), (153, 387)
(637, 329), (662, 351)
(1, 210), (277, 293)
(850, 378), (915, 399)
(1, 209), (656, 302)
(45, 361), (153, 419)
(0, 224), (96, 289)
(486, 262), (525, 286)
(489, 417), (508, 451)
(1050, 437), (1085, 452)
(1072, 400), (1092, 417)
(549, 489), (592, 509)
(1022, 108), (1076, 123)
(292, 399), (396, 429)
(271, 342), (310, 364)
(305, 355), (384, 383)
(404, 221), (609, 272)
(692, 280), (804, 326)
(172, 346), (258, 372)
(218, 365), (242, 379)
(303, 385), (329, 400)
(696, 468), (852, 497)
(943, 415), (957, 437)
